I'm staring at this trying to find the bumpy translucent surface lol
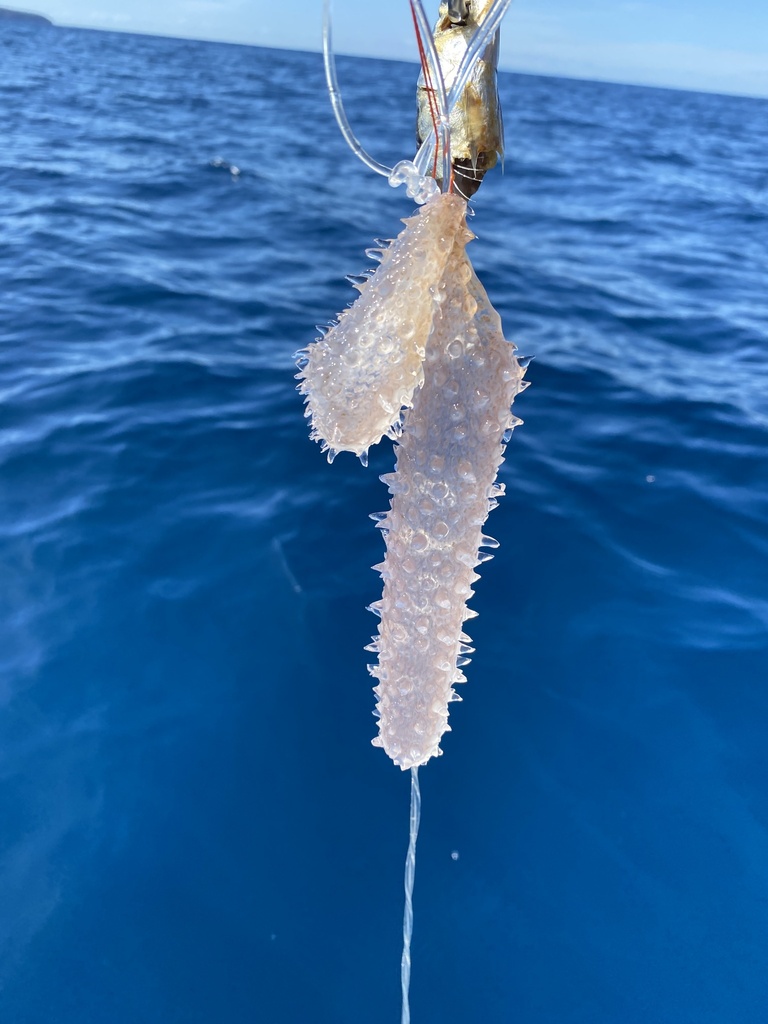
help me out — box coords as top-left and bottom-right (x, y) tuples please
(299, 191), (524, 769)
(297, 194), (466, 457)
(369, 234), (524, 770)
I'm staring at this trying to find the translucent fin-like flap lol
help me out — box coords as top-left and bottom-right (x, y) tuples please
(297, 193), (466, 458)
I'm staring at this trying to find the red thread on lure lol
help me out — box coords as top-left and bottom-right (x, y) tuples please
(409, 0), (453, 189)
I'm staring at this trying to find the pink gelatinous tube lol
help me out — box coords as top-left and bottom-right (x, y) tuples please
(298, 191), (526, 770)
(368, 207), (525, 769)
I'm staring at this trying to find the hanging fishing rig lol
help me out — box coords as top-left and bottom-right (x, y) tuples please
(322, 0), (511, 203)
(303, 7), (521, 1023)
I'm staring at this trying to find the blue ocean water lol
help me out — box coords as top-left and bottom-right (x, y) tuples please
(1, 19), (767, 1023)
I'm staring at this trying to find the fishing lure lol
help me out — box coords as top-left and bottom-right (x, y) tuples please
(417, 0), (505, 199)
(297, 1), (522, 1018)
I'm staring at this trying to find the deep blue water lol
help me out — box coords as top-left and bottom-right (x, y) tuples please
(1, 20), (768, 1024)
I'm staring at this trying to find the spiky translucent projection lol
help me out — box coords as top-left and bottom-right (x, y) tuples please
(299, 192), (526, 769)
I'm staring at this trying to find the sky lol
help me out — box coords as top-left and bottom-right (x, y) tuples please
(20, 0), (768, 99)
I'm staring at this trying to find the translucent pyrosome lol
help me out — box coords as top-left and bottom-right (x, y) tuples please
(299, 191), (526, 769)
(368, 199), (525, 769)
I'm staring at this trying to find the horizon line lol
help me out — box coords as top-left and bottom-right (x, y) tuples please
(18, 18), (768, 104)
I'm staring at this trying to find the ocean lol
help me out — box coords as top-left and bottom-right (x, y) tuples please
(1, 19), (767, 1024)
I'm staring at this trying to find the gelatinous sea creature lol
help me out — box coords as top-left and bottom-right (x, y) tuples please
(300, 189), (524, 769)
(369, 203), (524, 769)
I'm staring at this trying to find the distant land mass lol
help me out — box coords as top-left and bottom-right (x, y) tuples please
(0, 6), (52, 25)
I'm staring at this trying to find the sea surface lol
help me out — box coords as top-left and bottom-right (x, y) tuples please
(1, 20), (767, 1024)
